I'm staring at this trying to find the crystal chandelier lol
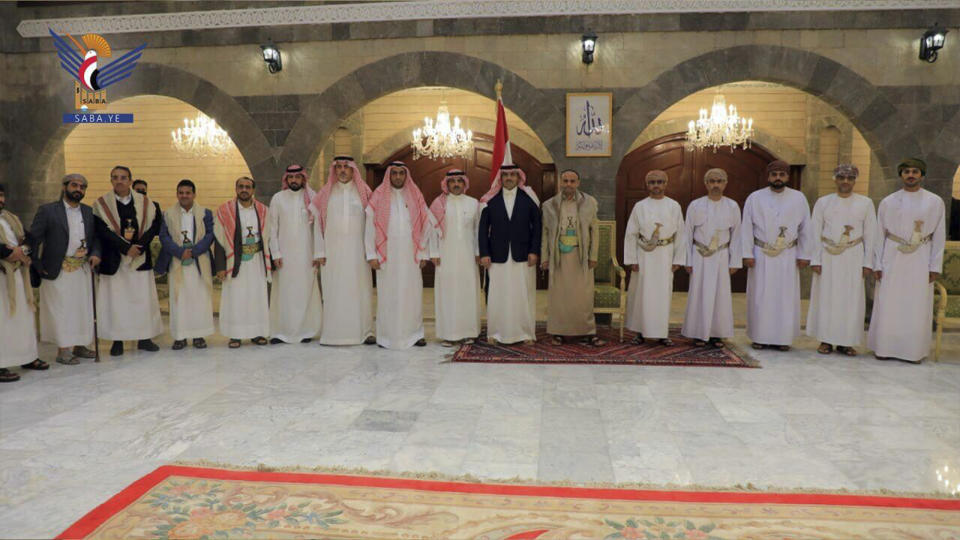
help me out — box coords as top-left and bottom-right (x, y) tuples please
(171, 112), (232, 158)
(411, 101), (473, 160)
(685, 94), (754, 152)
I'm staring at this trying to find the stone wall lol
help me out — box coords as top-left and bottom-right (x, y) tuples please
(2, 4), (959, 229)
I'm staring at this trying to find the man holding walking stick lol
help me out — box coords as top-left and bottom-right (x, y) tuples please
(29, 173), (101, 365)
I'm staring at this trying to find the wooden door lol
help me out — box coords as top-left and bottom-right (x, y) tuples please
(615, 133), (800, 292)
(366, 133), (555, 287)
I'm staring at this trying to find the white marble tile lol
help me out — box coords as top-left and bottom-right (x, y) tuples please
(0, 324), (957, 540)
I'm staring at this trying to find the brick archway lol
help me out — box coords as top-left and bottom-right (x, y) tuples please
(610, 45), (956, 206)
(278, 51), (562, 183)
(14, 63), (274, 218)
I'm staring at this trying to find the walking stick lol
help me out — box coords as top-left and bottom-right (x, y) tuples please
(90, 263), (100, 362)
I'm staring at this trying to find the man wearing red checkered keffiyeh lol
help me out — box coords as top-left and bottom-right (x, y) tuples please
(309, 157), (376, 346)
(364, 161), (435, 350)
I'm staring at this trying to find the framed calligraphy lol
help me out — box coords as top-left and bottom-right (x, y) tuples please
(566, 92), (612, 157)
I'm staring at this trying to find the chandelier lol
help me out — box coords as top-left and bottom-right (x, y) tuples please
(684, 94), (754, 152)
(171, 112), (232, 158)
(411, 101), (473, 160)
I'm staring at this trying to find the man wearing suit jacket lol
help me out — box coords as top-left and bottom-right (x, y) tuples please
(29, 174), (101, 365)
(478, 164), (541, 344)
(156, 179), (216, 351)
(93, 165), (164, 357)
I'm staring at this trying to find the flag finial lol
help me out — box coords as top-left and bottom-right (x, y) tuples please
(495, 79), (502, 99)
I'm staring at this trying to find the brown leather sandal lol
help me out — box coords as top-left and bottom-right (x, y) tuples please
(818, 343), (834, 355)
(836, 346), (858, 356)
(228, 339), (242, 348)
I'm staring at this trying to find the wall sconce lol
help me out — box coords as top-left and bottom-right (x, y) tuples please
(260, 41), (282, 73)
(919, 24), (947, 63)
(581, 31), (597, 64)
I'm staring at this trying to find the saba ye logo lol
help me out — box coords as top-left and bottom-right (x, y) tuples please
(50, 28), (146, 124)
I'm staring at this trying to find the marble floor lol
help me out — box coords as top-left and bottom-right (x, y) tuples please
(1, 324), (959, 539)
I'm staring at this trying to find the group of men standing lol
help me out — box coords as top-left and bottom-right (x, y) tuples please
(0, 155), (946, 382)
(623, 157), (945, 365)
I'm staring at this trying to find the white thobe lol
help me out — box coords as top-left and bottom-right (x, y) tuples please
(867, 189), (945, 362)
(806, 193), (877, 347)
(97, 195), (163, 341)
(486, 187), (537, 344)
(268, 190), (323, 343)
(740, 187), (811, 346)
(429, 195), (482, 341)
(681, 196), (742, 341)
(219, 205), (271, 339)
(624, 197), (686, 339)
(365, 189), (430, 350)
(40, 202), (94, 348)
(0, 216), (38, 367)
(318, 182), (374, 345)
(168, 208), (215, 340)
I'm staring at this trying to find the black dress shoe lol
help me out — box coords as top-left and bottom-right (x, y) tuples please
(364, 336), (377, 345)
(414, 338), (427, 347)
(172, 339), (187, 350)
(301, 338), (312, 343)
(270, 338), (283, 344)
(110, 341), (123, 356)
(137, 339), (160, 352)
(193, 338), (207, 349)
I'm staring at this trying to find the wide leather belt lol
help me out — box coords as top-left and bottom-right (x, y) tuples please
(693, 240), (729, 257)
(754, 237), (797, 257)
(241, 242), (263, 256)
(62, 255), (87, 272)
(821, 236), (863, 255)
(885, 230), (933, 254)
(638, 234), (675, 252)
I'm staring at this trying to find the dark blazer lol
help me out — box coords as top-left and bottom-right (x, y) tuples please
(28, 199), (101, 287)
(478, 189), (542, 263)
(155, 207), (215, 276)
(95, 200), (162, 276)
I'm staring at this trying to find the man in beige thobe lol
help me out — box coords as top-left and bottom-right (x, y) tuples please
(540, 169), (604, 346)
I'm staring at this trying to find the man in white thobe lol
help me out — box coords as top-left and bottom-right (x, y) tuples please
(806, 164), (877, 356)
(681, 168), (742, 348)
(157, 179), (216, 350)
(29, 174), (100, 365)
(624, 169), (686, 346)
(365, 161), (432, 349)
(93, 165), (163, 357)
(741, 160), (811, 352)
(310, 156), (376, 346)
(268, 164), (323, 344)
(478, 164), (541, 345)
(868, 158), (946, 363)
(0, 184), (41, 382)
(214, 177), (272, 348)
(429, 169), (482, 347)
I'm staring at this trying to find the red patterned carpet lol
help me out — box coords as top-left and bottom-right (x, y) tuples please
(452, 325), (758, 367)
(59, 466), (960, 539)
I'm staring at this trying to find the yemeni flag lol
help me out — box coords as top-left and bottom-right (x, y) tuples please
(489, 95), (514, 185)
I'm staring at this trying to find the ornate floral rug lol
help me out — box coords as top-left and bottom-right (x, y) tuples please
(58, 466), (960, 539)
(452, 326), (758, 367)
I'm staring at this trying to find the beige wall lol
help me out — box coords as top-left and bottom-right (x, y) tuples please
(63, 95), (251, 211)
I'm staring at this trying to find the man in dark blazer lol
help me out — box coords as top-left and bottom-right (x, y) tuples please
(478, 164), (541, 344)
(29, 173), (101, 365)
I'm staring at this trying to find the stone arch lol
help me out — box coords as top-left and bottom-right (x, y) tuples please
(364, 116), (553, 165)
(627, 118), (806, 166)
(279, 52), (563, 177)
(17, 63), (274, 216)
(612, 45), (924, 191)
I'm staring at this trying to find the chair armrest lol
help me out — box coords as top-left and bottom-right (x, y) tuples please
(611, 254), (626, 290)
(934, 281), (948, 317)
